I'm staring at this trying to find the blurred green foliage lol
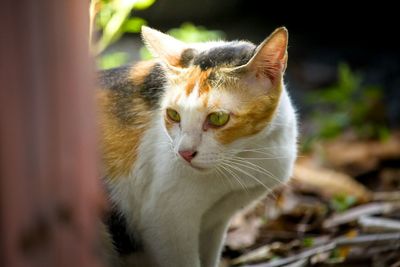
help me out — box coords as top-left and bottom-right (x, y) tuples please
(93, 0), (154, 54)
(304, 63), (388, 149)
(168, 23), (225, 42)
(92, 0), (154, 69)
(330, 194), (357, 213)
(140, 23), (225, 60)
(98, 52), (130, 70)
(302, 237), (315, 248)
(329, 248), (346, 263)
(92, 0), (225, 69)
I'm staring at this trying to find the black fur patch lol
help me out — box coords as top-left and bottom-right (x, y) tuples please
(98, 65), (132, 90)
(139, 63), (167, 107)
(180, 48), (197, 67)
(98, 63), (167, 125)
(193, 42), (256, 70)
(105, 209), (142, 255)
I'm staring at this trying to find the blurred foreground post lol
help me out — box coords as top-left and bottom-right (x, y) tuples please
(0, 1), (101, 267)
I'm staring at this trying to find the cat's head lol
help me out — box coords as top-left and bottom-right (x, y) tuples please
(142, 26), (288, 171)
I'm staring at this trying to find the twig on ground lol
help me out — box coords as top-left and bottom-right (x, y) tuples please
(283, 259), (308, 267)
(373, 191), (400, 202)
(241, 233), (400, 267)
(242, 242), (336, 267)
(359, 216), (400, 232)
(323, 202), (400, 229)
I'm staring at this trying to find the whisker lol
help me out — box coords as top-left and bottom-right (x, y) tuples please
(222, 160), (271, 191)
(219, 163), (248, 192)
(215, 166), (233, 189)
(223, 160), (280, 200)
(230, 146), (291, 152)
(161, 126), (174, 143)
(228, 155), (293, 160)
(228, 157), (285, 185)
(228, 148), (291, 157)
(220, 163), (248, 192)
(267, 122), (292, 127)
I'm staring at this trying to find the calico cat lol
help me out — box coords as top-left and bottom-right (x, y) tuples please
(98, 26), (298, 267)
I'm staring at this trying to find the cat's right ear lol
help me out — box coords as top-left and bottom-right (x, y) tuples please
(141, 26), (188, 68)
(228, 27), (288, 92)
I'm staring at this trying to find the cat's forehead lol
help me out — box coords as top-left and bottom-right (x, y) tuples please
(165, 68), (243, 113)
(181, 41), (256, 70)
(164, 42), (257, 110)
(167, 69), (221, 110)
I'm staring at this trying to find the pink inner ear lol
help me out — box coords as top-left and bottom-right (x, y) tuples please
(249, 30), (288, 85)
(252, 42), (287, 85)
(241, 68), (273, 94)
(255, 55), (283, 84)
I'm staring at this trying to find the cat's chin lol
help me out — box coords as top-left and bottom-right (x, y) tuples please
(190, 164), (210, 173)
(180, 160), (213, 173)
(187, 163), (208, 172)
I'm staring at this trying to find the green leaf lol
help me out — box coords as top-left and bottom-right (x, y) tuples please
(302, 237), (314, 248)
(330, 194), (357, 212)
(123, 17), (147, 33)
(139, 46), (153, 60)
(304, 62), (388, 143)
(96, 4), (114, 28)
(168, 23), (225, 43)
(94, 0), (152, 54)
(133, 0), (156, 10)
(378, 126), (390, 142)
(98, 52), (129, 69)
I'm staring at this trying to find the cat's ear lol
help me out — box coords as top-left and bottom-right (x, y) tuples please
(238, 27), (288, 88)
(141, 26), (188, 67)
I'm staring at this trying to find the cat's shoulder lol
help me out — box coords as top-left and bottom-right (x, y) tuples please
(98, 65), (134, 91)
(97, 60), (167, 108)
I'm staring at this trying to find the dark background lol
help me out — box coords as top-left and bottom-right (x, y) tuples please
(133, 1), (400, 126)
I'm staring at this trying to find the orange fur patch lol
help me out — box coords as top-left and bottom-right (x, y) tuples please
(130, 60), (157, 85)
(184, 67), (212, 96)
(185, 71), (197, 96)
(216, 83), (282, 144)
(198, 69), (212, 96)
(166, 55), (183, 67)
(97, 90), (153, 180)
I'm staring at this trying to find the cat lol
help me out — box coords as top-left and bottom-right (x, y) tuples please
(97, 26), (298, 267)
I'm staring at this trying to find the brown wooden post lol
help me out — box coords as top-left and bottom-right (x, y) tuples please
(0, 1), (102, 267)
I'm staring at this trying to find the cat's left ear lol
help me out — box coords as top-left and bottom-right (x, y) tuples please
(141, 26), (189, 67)
(238, 27), (288, 87)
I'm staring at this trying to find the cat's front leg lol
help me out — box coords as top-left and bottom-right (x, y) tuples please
(140, 210), (201, 267)
(200, 221), (229, 267)
(200, 187), (267, 267)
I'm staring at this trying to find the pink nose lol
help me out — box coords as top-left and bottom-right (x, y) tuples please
(178, 150), (197, 163)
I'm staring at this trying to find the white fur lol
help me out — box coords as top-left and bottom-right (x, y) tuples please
(108, 84), (298, 267)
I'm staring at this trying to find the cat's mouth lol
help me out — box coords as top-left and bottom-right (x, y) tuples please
(179, 159), (208, 172)
(189, 163), (207, 172)
(183, 161), (205, 171)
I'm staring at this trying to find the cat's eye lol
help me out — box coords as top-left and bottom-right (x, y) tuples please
(166, 108), (181, 122)
(207, 112), (230, 127)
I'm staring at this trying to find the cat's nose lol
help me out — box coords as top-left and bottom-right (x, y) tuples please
(178, 150), (197, 163)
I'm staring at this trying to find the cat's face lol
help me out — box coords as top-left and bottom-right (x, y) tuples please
(142, 27), (288, 170)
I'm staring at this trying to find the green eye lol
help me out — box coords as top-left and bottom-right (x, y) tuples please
(208, 112), (230, 127)
(166, 108), (181, 122)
